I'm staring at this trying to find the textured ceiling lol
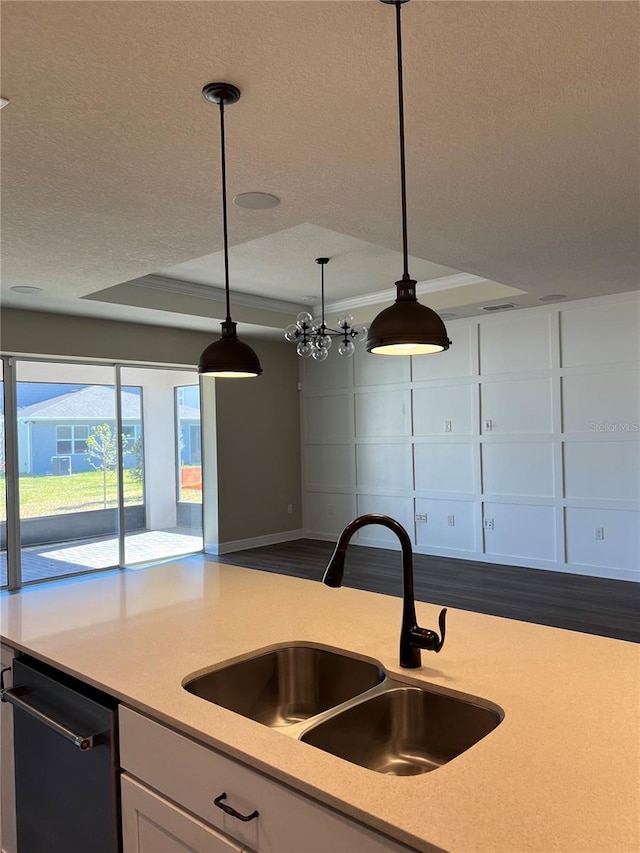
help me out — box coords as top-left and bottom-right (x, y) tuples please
(1, 0), (638, 336)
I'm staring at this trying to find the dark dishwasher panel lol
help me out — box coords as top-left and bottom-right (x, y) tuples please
(7, 656), (120, 853)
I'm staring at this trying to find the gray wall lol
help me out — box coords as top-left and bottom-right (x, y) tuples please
(215, 340), (302, 544)
(1, 308), (215, 365)
(1, 308), (302, 548)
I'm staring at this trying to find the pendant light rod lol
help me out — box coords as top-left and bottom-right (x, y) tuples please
(366, 0), (451, 356)
(198, 82), (262, 378)
(394, 0), (410, 280)
(218, 98), (232, 323)
(317, 256), (329, 326)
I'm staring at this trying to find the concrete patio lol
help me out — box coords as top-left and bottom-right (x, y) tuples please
(0, 528), (203, 586)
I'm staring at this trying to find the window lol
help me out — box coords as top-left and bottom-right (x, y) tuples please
(56, 425), (89, 454)
(122, 424), (141, 452)
(175, 385), (202, 504)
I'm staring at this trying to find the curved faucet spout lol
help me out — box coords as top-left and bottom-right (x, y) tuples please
(322, 513), (447, 668)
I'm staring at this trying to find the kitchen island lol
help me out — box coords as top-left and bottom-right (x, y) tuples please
(1, 555), (639, 852)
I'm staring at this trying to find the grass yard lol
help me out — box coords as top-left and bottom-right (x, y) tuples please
(1, 471), (144, 520)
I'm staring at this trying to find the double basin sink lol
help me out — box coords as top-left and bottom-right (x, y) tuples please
(183, 646), (503, 776)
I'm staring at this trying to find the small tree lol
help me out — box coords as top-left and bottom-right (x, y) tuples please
(128, 434), (144, 482)
(86, 424), (124, 509)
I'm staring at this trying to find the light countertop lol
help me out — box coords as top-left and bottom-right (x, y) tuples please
(1, 556), (639, 852)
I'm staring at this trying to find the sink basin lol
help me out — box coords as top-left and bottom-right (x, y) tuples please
(301, 686), (502, 776)
(183, 646), (384, 727)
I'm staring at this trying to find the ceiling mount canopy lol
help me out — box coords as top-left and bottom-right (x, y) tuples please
(198, 82), (263, 379)
(284, 257), (368, 361)
(366, 0), (451, 357)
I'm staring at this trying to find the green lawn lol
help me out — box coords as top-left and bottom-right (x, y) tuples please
(0, 471), (143, 520)
(0, 469), (202, 521)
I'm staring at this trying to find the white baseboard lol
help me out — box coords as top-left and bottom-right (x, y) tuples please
(207, 529), (304, 556)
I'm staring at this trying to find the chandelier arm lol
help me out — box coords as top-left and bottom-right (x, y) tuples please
(218, 99), (232, 323)
(395, 1), (410, 281)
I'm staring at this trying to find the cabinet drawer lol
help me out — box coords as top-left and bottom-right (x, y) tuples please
(119, 706), (413, 853)
(122, 774), (249, 853)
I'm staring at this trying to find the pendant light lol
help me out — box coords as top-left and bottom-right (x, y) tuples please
(198, 82), (263, 378)
(366, 0), (451, 356)
(284, 258), (368, 361)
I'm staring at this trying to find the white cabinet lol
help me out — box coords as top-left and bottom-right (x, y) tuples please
(119, 706), (413, 853)
(122, 774), (247, 853)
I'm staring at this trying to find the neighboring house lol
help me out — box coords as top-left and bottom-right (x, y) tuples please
(177, 402), (202, 467)
(16, 384), (201, 476)
(17, 385), (142, 475)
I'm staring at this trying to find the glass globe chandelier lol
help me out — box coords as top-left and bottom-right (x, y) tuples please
(285, 258), (368, 361)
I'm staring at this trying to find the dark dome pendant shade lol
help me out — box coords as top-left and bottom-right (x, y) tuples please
(367, 0), (451, 357)
(198, 82), (263, 378)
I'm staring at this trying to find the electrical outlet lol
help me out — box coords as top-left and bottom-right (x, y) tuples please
(287, 504), (293, 514)
(483, 518), (495, 530)
(445, 420), (452, 432)
(415, 512), (427, 523)
(448, 515), (455, 527)
(327, 506), (334, 517)
(595, 527), (605, 541)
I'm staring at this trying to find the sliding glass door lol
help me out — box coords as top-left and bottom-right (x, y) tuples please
(15, 361), (120, 583)
(1, 357), (203, 589)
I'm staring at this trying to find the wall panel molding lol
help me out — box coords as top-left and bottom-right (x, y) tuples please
(301, 293), (640, 582)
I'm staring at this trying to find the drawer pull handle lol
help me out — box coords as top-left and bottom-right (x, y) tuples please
(214, 792), (259, 823)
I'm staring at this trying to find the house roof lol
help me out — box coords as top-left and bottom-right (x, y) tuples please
(18, 385), (142, 421)
(17, 385), (200, 422)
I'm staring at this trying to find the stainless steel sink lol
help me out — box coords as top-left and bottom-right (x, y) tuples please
(300, 686), (502, 776)
(183, 646), (384, 727)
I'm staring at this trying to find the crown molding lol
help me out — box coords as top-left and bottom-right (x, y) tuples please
(324, 272), (488, 314)
(131, 274), (306, 315)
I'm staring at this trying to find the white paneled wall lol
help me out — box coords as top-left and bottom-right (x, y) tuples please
(302, 293), (640, 582)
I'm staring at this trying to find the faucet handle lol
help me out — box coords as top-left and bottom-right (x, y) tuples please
(435, 607), (447, 652)
(410, 608), (447, 654)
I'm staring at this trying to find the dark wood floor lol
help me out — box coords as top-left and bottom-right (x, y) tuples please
(215, 539), (639, 643)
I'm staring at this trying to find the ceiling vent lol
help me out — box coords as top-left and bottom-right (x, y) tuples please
(481, 302), (517, 312)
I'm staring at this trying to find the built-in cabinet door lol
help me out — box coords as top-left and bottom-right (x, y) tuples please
(121, 774), (249, 853)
